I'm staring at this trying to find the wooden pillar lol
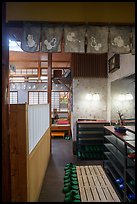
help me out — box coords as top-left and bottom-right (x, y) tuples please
(38, 61), (41, 80)
(48, 53), (52, 116)
(48, 53), (52, 151)
(2, 2), (11, 202)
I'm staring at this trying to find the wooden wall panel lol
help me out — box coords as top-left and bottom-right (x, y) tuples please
(71, 53), (108, 78)
(28, 128), (50, 202)
(10, 104), (29, 202)
(10, 104), (51, 202)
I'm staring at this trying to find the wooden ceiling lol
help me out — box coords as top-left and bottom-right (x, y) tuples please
(9, 51), (71, 69)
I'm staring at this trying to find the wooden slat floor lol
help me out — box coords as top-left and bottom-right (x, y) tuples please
(76, 165), (120, 202)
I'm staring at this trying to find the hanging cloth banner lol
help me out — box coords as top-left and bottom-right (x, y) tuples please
(131, 26), (135, 55)
(109, 26), (131, 54)
(86, 26), (109, 53)
(64, 25), (86, 53)
(21, 23), (41, 52)
(41, 24), (63, 52)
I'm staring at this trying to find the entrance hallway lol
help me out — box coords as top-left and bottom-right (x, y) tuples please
(38, 138), (102, 202)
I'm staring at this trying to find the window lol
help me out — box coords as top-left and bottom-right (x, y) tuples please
(10, 91), (18, 104)
(51, 92), (60, 111)
(51, 91), (69, 112)
(29, 91), (48, 105)
(41, 68), (48, 75)
(10, 68), (38, 76)
(39, 92), (47, 104)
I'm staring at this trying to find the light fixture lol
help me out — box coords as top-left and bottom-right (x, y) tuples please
(125, 93), (133, 100)
(93, 93), (100, 101)
(118, 93), (133, 101)
(86, 93), (100, 101)
(86, 93), (92, 100)
(118, 94), (125, 101)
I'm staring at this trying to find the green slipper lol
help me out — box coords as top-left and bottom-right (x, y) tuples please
(65, 172), (71, 176)
(71, 177), (78, 181)
(64, 195), (72, 202)
(65, 190), (73, 197)
(71, 181), (78, 185)
(69, 167), (76, 171)
(64, 167), (71, 171)
(64, 183), (71, 188)
(65, 169), (71, 172)
(64, 178), (71, 184)
(64, 175), (70, 180)
(71, 170), (77, 174)
(65, 163), (73, 167)
(74, 194), (81, 200)
(63, 186), (71, 193)
(71, 189), (79, 195)
(71, 185), (79, 190)
(73, 199), (81, 202)
(71, 174), (77, 178)
(65, 189), (79, 198)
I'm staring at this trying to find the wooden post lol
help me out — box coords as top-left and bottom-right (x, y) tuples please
(2, 2), (11, 202)
(38, 60), (41, 80)
(48, 53), (52, 152)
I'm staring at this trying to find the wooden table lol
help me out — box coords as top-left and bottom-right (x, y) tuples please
(51, 124), (71, 136)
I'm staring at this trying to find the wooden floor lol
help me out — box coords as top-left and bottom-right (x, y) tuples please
(76, 165), (120, 202)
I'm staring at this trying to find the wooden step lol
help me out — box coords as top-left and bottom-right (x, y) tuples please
(76, 165), (120, 202)
(51, 132), (65, 138)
